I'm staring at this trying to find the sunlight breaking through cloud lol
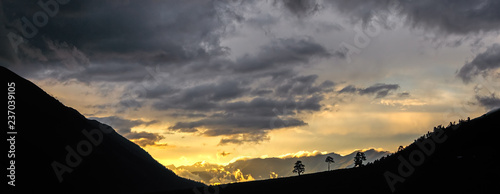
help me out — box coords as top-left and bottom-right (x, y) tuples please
(277, 150), (328, 159)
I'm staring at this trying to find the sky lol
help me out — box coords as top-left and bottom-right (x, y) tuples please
(1, 0), (500, 168)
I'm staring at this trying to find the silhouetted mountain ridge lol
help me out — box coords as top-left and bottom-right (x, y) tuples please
(2, 66), (203, 193)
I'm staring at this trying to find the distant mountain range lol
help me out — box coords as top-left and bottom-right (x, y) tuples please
(2, 66), (203, 193)
(169, 149), (390, 184)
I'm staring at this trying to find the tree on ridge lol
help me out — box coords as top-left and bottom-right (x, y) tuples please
(293, 160), (305, 176)
(354, 152), (366, 167)
(325, 156), (334, 171)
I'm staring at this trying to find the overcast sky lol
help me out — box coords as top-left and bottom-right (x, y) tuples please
(2, 0), (500, 167)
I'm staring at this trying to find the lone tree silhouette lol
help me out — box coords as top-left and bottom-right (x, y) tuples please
(353, 152), (366, 167)
(293, 160), (305, 176)
(325, 156), (334, 171)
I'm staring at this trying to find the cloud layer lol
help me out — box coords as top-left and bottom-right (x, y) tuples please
(89, 116), (166, 147)
(339, 83), (400, 98)
(326, 0), (500, 35)
(458, 44), (500, 83)
(475, 94), (500, 111)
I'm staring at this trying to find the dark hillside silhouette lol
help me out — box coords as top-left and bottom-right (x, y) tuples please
(161, 108), (499, 194)
(2, 66), (203, 193)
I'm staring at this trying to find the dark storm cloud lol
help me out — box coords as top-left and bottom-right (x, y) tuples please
(149, 67), (332, 146)
(397, 0), (500, 35)
(326, 0), (394, 25)
(338, 85), (358, 94)
(169, 113), (207, 119)
(125, 131), (165, 147)
(218, 132), (271, 146)
(1, 0), (239, 79)
(223, 95), (324, 114)
(88, 116), (150, 134)
(151, 80), (248, 111)
(338, 83), (400, 98)
(135, 36), (333, 128)
(274, 0), (321, 18)
(0, 1), (357, 145)
(48, 63), (148, 82)
(275, 75), (335, 96)
(89, 116), (164, 147)
(185, 81), (248, 102)
(136, 84), (179, 99)
(134, 40), (333, 144)
(475, 94), (500, 111)
(140, 36), (334, 144)
(251, 89), (274, 96)
(169, 115), (307, 136)
(159, 72), (329, 144)
(360, 83), (399, 96)
(166, 96), (316, 140)
(327, 0), (500, 35)
(233, 37), (331, 74)
(458, 44), (500, 83)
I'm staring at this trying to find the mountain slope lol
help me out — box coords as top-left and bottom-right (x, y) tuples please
(162, 108), (499, 194)
(2, 66), (203, 193)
